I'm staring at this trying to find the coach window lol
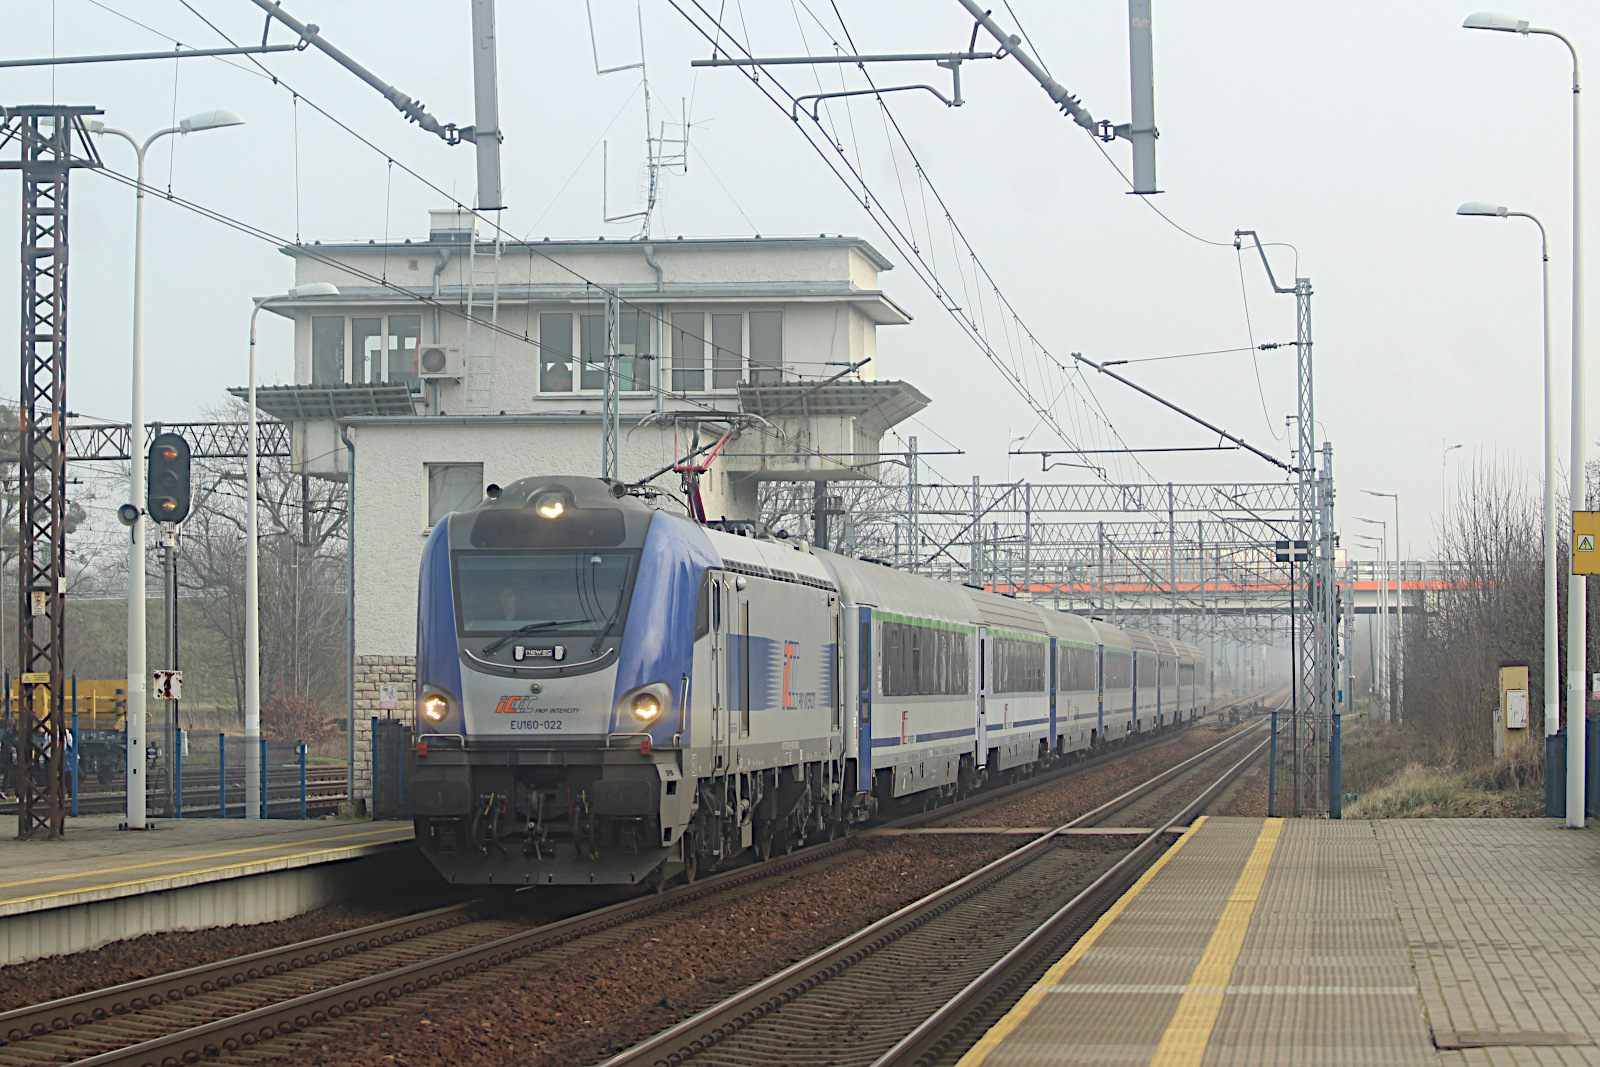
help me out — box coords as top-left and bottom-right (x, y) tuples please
(426, 463), (483, 527)
(539, 313), (574, 392)
(311, 316), (345, 385)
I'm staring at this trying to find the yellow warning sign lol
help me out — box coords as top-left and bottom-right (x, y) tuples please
(1575, 512), (1600, 574)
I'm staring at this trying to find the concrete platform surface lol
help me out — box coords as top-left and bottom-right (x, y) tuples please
(0, 815), (414, 916)
(0, 816), (418, 964)
(958, 816), (1600, 1066)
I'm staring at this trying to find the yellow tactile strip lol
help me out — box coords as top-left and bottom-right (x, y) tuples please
(1149, 819), (1282, 1066)
(956, 815), (1223, 1066)
(0, 825), (413, 912)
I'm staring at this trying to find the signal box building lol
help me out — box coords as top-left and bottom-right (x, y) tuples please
(244, 210), (927, 804)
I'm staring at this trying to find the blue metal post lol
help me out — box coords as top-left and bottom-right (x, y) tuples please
(259, 737), (268, 819)
(1268, 710), (1278, 818)
(70, 676), (78, 817)
(218, 732), (227, 817)
(175, 729), (183, 818)
(1329, 713), (1342, 819)
(299, 743), (307, 820)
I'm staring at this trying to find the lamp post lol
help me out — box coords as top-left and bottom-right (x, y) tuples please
(1465, 11), (1584, 825)
(1441, 441), (1464, 525)
(1364, 490), (1404, 724)
(1357, 519), (1389, 722)
(245, 283), (338, 818)
(1457, 201), (1560, 772)
(95, 110), (244, 830)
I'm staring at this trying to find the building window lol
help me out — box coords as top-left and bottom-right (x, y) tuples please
(671, 312), (705, 391)
(352, 317), (383, 383)
(426, 463), (483, 527)
(712, 313), (742, 390)
(388, 315), (421, 385)
(539, 313), (574, 392)
(311, 316), (345, 385)
(580, 310), (651, 391)
(749, 310), (783, 384)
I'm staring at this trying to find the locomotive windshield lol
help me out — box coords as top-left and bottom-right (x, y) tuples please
(453, 551), (637, 635)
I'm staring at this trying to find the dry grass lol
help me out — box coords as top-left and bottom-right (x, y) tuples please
(1337, 719), (1545, 819)
(1345, 744), (1545, 819)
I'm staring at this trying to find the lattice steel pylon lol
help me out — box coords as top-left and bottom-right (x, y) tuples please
(0, 106), (102, 839)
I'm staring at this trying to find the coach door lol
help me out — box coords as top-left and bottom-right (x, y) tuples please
(975, 626), (988, 768)
(709, 576), (725, 773)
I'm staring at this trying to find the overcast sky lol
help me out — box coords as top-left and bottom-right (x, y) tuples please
(5, 0), (1599, 559)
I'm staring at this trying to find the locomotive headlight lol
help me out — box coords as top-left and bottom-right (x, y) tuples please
(629, 692), (662, 724)
(422, 694), (449, 723)
(534, 492), (566, 519)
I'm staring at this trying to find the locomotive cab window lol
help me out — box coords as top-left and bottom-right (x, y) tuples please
(453, 550), (638, 636)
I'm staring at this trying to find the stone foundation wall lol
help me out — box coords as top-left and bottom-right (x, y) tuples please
(351, 655), (416, 803)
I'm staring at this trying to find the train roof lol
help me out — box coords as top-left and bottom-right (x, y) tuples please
(814, 552), (982, 627)
(965, 588), (1051, 636)
(1036, 609), (1101, 646)
(704, 527), (838, 590)
(1093, 620), (1134, 652)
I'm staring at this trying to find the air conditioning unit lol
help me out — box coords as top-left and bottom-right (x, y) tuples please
(417, 344), (464, 380)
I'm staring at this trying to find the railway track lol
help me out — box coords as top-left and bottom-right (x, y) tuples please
(596, 697), (1283, 1067)
(0, 689), (1282, 1067)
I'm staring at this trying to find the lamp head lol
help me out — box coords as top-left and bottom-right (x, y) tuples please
(287, 282), (340, 299)
(178, 109), (245, 133)
(1457, 201), (1510, 218)
(1462, 11), (1529, 33)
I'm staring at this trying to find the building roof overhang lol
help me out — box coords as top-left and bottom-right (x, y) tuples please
(256, 283), (912, 326)
(737, 379), (930, 437)
(228, 382), (418, 421)
(281, 234), (896, 271)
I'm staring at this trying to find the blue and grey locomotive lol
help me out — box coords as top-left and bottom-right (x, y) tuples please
(407, 475), (1209, 888)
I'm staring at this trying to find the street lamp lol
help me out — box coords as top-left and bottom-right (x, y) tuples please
(1464, 12), (1584, 826)
(1457, 199), (1559, 771)
(95, 109), (244, 831)
(1441, 440), (1465, 525)
(1356, 520), (1390, 721)
(244, 282), (338, 818)
(1364, 490), (1404, 724)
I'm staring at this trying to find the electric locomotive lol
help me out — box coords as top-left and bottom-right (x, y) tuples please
(407, 475), (1208, 888)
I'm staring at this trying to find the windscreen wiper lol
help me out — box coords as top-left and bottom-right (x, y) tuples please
(482, 619), (587, 656)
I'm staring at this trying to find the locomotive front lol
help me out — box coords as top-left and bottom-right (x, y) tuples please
(408, 476), (713, 887)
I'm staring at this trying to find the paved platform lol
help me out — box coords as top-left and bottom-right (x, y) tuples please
(957, 817), (1600, 1066)
(0, 816), (417, 964)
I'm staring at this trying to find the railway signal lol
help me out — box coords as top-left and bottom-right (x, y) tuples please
(147, 432), (192, 523)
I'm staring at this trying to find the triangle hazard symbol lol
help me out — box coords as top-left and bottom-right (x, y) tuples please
(1580, 534), (1595, 552)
